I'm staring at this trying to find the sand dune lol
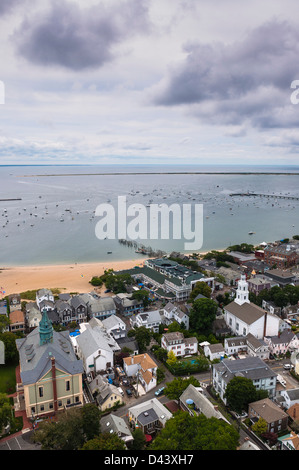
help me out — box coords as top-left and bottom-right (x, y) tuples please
(0, 258), (147, 297)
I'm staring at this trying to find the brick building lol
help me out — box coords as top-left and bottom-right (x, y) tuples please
(264, 245), (297, 269)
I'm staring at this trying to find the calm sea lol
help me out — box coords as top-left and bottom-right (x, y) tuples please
(0, 164), (299, 266)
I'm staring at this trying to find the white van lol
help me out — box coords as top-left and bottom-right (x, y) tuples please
(117, 387), (124, 397)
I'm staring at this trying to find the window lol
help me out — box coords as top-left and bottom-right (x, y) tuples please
(66, 380), (70, 391)
(38, 386), (44, 398)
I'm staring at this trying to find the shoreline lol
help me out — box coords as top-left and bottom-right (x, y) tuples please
(0, 258), (148, 297)
(18, 172), (299, 177)
(0, 249), (218, 297)
(0, 244), (252, 297)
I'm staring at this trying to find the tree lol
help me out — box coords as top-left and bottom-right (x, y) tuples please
(189, 281), (211, 302)
(252, 417), (268, 437)
(130, 428), (146, 450)
(104, 272), (133, 294)
(262, 431), (278, 446)
(224, 376), (261, 413)
(33, 405), (100, 450)
(81, 433), (126, 450)
(150, 411), (239, 451)
(89, 276), (103, 287)
(157, 367), (165, 383)
(130, 326), (151, 352)
(0, 393), (12, 431)
(153, 347), (168, 362)
(166, 350), (177, 366)
(189, 298), (218, 334)
(0, 332), (19, 363)
(164, 376), (200, 401)
(131, 289), (150, 308)
(0, 315), (10, 334)
(81, 403), (101, 442)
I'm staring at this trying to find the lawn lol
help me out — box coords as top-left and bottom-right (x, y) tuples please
(0, 362), (17, 394)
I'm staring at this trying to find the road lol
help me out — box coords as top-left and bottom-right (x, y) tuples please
(0, 431), (41, 451)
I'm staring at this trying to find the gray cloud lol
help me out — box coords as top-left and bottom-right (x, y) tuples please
(152, 19), (299, 129)
(13, 0), (150, 70)
(0, 0), (23, 16)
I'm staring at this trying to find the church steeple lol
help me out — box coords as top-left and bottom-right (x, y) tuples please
(235, 274), (250, 305)
(39, 308), (53, 345)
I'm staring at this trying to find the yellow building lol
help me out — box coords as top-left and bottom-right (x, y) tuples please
(16, 310), (84, 419)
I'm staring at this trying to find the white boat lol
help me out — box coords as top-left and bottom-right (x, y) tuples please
(248, 231), (255, 235)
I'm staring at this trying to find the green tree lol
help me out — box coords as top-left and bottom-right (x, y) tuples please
(89, 276), (103, 287)
(104, 272), (133, 294)
(224, 376), (261, 413)
(189, 298), (218, 334)
(81, 403), (101, 442)
(153, 347), (168, 362)
(130, 428), (147, 450)
(166, 350), (177, 366)
(164, 376), (200, 401)
(252, 417), (268, 437)
(150, 411), (239, 450)
(131, 289), (150, 308)
(189, 282), (212, 302)
(129, 326), (151, 352)
(0, 393), (12, 431)
(81, 433), (126, 450)
(0, 315), (10, 334)
(0, 332), (19, 363)
(33, 405), (100, 450)
(157, 367), (166, 383)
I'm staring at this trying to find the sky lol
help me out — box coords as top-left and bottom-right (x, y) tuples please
(1, 0), (299, 166)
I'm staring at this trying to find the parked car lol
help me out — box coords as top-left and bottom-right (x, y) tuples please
(233, 411), (248, 420)
(126, 389), (132, 396)
(283, 364), (293, 370)
(155, 387), (165, 397)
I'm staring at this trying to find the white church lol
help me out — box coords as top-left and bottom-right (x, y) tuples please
(224, 274), (280, 340)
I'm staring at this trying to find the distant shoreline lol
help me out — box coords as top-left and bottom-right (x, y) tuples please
(18, 172), (299, 177)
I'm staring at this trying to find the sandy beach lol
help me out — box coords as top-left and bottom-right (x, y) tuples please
(0, 258), (148, 297)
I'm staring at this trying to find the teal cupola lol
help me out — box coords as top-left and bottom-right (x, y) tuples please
(39, 308), (53, 345)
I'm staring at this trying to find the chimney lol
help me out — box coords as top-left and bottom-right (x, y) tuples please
(263, 312), (267, 337)
(51, 357), (58, 412)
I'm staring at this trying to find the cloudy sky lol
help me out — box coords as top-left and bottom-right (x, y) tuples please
(1, 0), (299, 166)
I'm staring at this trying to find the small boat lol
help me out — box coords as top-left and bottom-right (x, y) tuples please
(107, 251), (112, 254)
(248, 231), (255, 235)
